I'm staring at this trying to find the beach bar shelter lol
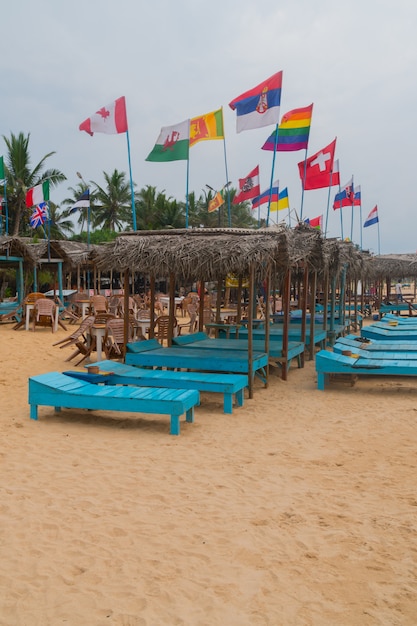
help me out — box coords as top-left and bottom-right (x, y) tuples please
(92, 227), (302, 397)
(0, 236), (37, 308)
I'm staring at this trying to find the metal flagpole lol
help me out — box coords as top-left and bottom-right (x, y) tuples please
(185, 157), (190, 229)
(324, 180), (332, 237)
(359, 191), (363, 250)
(221, 108), (232, 228)
(266, 124), (279, 227)
(3, 180), (8, 235)
(125, 130), (137, 231)
(300, 148), (308, 220)
(377, 211), (381, 254)
(350, 175), (354, 242)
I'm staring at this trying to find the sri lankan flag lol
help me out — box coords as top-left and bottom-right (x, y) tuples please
(190, 108), (224, 147)
(208, 191), (224, 213)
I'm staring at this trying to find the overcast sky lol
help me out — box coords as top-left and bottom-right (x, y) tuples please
(2, 0), (416, 254)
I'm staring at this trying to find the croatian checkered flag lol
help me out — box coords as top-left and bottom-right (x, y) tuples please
(30, 202), (48, 228)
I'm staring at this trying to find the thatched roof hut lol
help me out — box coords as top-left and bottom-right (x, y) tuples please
(0, 236), (37, 266)
(92, 226), (327, 282)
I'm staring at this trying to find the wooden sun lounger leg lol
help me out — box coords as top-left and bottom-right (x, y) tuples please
(317, 372), (328, 390)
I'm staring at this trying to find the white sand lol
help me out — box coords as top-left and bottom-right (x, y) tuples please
(1, 321), (417, 625)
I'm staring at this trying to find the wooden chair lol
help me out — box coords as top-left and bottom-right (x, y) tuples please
(107, 295), (122, 317)
(53, 315), (95, 350)
(62, 316), (97, 366)
(178, 304), (198, 335)
(13, 292), (46, 330)
(90, 294), (108, 314)
(154, 315), (178, 344)
(32, 298), (57, 332)
(104, 318), (133, 359)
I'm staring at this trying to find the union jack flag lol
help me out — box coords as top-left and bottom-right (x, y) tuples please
(30, 202), (48, 229)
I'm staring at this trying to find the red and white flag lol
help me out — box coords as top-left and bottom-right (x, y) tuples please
(298, 139), (337, 190)
(79, 96), (128, 136)
(233, 165), (260, 204)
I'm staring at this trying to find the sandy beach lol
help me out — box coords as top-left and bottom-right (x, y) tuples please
(1, 320), (417, 625)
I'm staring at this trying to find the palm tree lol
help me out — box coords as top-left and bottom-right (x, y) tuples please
(2, 131), (66, 236)
(61, 181), (92, 233)
(91, 169), (132, 231)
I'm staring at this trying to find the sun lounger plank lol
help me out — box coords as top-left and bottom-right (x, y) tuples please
(28, 371), (199, 435)
(65, 360), (248, 415)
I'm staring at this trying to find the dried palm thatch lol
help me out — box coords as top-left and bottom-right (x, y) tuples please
(27, 240), (96, 271)
(91, 226), (330, 282)
(0, 236), (37, 266)
(368, 253), (417, 280)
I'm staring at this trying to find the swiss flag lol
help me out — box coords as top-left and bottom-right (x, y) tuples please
(298, 139), (337, 190)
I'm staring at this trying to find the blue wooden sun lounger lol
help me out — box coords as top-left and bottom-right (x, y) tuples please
(334, 335), (417, 353)
(125, 339), (268, 383)
(361, 325), (417, 342)
(172, 332), (305, 373)
(316, 350), (417, 390)
(227, 325), (327, 350)
(332, 340), (417, 360)
(66, 360), (248, 415)
(28, 371), (200, 435)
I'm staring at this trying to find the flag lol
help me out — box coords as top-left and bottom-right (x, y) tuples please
(232, 166), (260, 204)
(229, 71), (283, 133)
(29, 202), (48, 229)
(208, 191), (224, 213)
(331, 159), (340, 187)
(252, 181), (279, 209)
(364, 205), (378, 228)
(70, 189), (90, 214)
(262, 104), (313, 152)
(146, 120), (190, 162)
(353, 185), (361, 206)
(298, 139), (337, 190)
(79, 96), (128, 136)
(0, 156), (4, 180)
(333, 178), (354, 209)
(270, 187), (289, 212)
(190, 108), (224, 147)
(25, 181), (50, 207)
(305, 215), (322, 230)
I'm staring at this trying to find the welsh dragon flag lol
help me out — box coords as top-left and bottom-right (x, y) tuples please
(146, 120), (190, 162)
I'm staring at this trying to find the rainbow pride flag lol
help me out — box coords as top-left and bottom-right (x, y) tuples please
(262, 104), (313, 152)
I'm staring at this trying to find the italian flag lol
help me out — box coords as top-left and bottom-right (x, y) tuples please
(146, 120), (190, 162)
(25, 181), (50, 207)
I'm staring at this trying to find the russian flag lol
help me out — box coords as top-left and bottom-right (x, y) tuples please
(229, 71), (282, 133)
(364, 205), (378, 228)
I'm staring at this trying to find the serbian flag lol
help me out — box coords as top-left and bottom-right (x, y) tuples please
(333, 178), (354, 209)
(229, 71), (283, 133)
(29, 202), (48, 228)
(364, 205), (378, 228)
(252, 181), (279, 209)
(79, 96), (128, 136)
(232, 166), (260, 204)
(262, 104), (313, 152)
(208, 191), (224, 213)
(190, 108), (224, 147)
(25, 181), (50, 207)
(298, 139), (337, 190)
(305, 215), (322, 230)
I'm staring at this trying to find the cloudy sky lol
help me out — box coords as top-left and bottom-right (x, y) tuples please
(2, 0), (416, 254)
